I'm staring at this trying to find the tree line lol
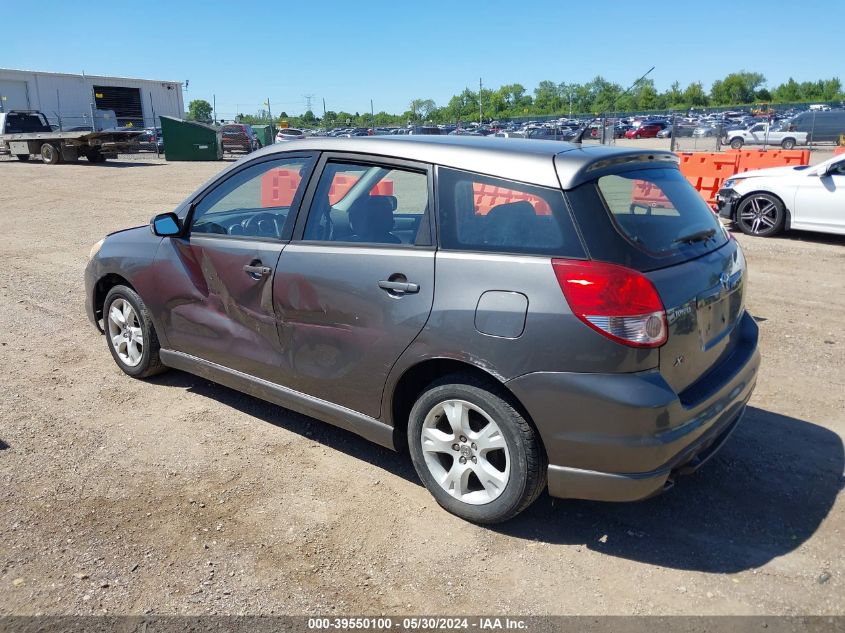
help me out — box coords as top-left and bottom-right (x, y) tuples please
(186, 71), (844, 129)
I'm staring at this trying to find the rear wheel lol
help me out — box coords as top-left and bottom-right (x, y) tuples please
(16, 154), (30, 161)
(780, 138), (796, 150)
(730, 137), (744, 149)
(736, 193), (785, 237)
(103, 285), (166, 378)
(407, 374), (546, 523)
(40, 143), (61, 165)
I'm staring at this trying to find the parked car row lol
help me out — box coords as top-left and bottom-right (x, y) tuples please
(276, 104), (845, 149)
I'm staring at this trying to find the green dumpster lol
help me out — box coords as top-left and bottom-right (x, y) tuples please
(251, 124), (274, 148)
(160, 116), (222, 161)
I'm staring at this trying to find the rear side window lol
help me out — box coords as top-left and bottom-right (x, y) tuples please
(437, 167), (585, 257)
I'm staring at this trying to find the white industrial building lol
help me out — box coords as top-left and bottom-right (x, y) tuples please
(0, 68), (184, 129)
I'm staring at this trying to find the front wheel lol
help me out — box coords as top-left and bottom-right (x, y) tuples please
(736, 193), (785, 237)
(781, 138), (796, 150)
(40, 143), (62, 165)
(408, 374), (546, 523)
(730, 137), (744, 149)
(103, 285), (166, 378)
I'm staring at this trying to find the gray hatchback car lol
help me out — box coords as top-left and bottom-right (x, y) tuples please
(85, 136), (760, 523)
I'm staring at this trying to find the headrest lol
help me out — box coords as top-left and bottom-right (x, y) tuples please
(349, 196), (395, 234)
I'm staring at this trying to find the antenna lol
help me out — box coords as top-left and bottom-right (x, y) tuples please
(572, 66), (655, 145)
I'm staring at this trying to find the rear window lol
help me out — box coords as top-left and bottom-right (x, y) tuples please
(566, 167), (728, 271)
(5, 113), (51, 133)
(437, 167), (585, 258)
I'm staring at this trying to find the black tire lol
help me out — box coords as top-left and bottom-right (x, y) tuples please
(40, 143), (61, 165)
(16, 154), (30, 161)
(634, 133), (641, 139)
(86, 151), (106, 163)
(780, 138), (796, 150)
(102, 285), (166, 378)
(735, 193), (786, 238)
(407, 373), (546, 524)
(730, 137), (744, 149)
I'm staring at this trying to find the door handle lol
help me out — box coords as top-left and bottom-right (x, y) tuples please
(243, 263), (272, 277)
(378, 280), (420, 294)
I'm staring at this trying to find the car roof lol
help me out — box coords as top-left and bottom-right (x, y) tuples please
(250, 135), (677, 189)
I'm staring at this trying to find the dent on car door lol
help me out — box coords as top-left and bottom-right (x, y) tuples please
(151, 153), (316, 381)
(272, 155), (436, 418)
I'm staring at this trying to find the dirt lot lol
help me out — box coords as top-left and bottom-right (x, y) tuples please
(0, 155), (843, 616)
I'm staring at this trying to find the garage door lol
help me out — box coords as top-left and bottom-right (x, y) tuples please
(0, 80), (31, 111)
(93, 85), (143, 127)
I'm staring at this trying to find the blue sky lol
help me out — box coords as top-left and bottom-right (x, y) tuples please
(5, 0), (843, 118)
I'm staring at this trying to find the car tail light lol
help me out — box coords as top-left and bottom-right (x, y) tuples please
(551, 259), (667, 348)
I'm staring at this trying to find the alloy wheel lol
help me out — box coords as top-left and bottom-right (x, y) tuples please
(107, 298), (144, 367)
(739, 195), (780, 235)
(420, 399), (510, 505)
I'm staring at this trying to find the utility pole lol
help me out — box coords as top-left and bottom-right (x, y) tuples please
(322, 97), (326, 119)
(150, 91), (158, 155)
(266, 98), (273, 133)
(479, 77), (483, 124)
(370, 99), (375, 131)
(303, 94), (315, 113)
(213, 94), (217, 124)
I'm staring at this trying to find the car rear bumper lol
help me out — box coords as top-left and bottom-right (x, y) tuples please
(506, 311), (760, 502)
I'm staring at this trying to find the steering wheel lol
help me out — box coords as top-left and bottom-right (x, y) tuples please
(241, 212), (280, 238)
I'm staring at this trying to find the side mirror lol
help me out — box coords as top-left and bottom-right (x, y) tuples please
(150, 212), (181, 237)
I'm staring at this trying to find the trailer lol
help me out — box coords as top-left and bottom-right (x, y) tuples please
(0, 110), (141, 164)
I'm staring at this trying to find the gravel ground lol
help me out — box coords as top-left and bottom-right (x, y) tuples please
(0, 155), (843, 616)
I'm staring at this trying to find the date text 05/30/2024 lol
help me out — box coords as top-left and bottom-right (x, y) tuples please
(307, 617), (528, 630)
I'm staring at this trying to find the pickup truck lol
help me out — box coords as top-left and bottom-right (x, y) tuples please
(724, 122), (808, 150)
(0, 110), (142, 164)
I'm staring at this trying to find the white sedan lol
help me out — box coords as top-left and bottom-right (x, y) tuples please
(716, 154), (845, 237)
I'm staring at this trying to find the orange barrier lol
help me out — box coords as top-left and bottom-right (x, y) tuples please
(631, 180), (672, 210)
(260, 169), (393, 208)
(472, 183), (552, 216)
(328, 174), (394, 204)
(678, 149), (811, 208)
(677, 152), (740, 206)
(260, 169), (302, 208)
(728, 149), (810, 172)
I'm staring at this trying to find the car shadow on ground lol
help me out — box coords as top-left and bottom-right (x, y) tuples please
(731, 226), (845, 246)
(83, 161), (166, 168)
(498, 406), (844, 572)
(151, 371), (843, 573)
(149, 372), (420, 482)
